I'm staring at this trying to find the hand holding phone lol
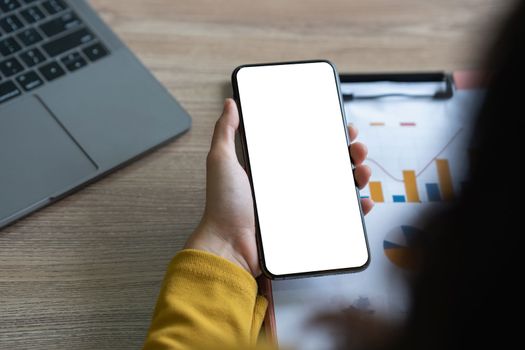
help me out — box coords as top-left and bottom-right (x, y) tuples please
(185, 94), (372, 278)
(232, 60), (370, 279)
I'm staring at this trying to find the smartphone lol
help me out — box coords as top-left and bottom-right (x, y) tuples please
(232, 60), (370, 279)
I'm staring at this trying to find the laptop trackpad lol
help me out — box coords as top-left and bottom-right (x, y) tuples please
(0, 96), (97, 220)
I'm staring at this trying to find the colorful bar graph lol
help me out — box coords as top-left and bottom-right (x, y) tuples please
(369, 181), (385, 202)
(436, 159), (454, 200)
(403, 170), (420, 202)
(393, 195), (406, 203)
(426, 183), (441, 201)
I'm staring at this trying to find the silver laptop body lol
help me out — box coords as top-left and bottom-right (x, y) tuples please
(0, 0), (191, 229)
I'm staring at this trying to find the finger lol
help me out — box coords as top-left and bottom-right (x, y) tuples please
(361, 198), (374, 215)
(354, 164), (371, 189)
(350, 142), (368, 166)
(347, 124), (358, 142)
(210, 98), (239, 153)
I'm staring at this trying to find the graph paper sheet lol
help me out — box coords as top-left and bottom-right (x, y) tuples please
(345, 86), (482, 203)
(268, 76), (485, 349)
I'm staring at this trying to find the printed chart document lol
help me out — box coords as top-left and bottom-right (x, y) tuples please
(268, 76), (485, 349)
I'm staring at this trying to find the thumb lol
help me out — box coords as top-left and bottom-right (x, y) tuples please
(210, 98), (240, 153)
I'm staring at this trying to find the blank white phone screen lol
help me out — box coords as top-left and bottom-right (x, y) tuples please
(235, 61), (369, 277)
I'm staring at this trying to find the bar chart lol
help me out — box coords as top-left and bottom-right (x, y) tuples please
(367, 158), (455, 203)
(344, 94), (478, 204)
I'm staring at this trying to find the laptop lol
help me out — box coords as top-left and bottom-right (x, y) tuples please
(0, 0), (191, 229)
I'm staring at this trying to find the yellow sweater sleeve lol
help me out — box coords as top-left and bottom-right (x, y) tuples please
(142, 249), (269, 350)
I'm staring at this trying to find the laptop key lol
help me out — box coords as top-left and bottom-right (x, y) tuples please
(82, 42), (109, 62)
(18, 47), (45, 66)
(0, 80), (21, 104)
(40, 11), (82, 38)
(42, 28), (95, 57)
(20, 5), (46, 24)
(0, 0), (22, 13)
(61, 51), (87, 72)
(16, 70), (43, 91)
(0, 37), (21, 56)
(0, 57), (24, 77)
(17, 28), (43, 46)
(0, 14), (24, 33)
(41, 0), (67, 15)
(38, 61), (65, 81)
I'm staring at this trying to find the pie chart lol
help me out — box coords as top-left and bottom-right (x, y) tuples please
(383, 225), (424, 270)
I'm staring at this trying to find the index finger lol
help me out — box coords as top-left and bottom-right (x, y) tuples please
(348, 124), (358, 143)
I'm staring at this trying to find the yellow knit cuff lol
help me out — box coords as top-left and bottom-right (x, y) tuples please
(168, 249), (258, 297)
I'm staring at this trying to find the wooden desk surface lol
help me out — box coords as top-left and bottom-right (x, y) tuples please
(0, 0), (513, 348)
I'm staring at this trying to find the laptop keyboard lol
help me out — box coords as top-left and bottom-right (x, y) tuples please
(0, 0), (110, 104)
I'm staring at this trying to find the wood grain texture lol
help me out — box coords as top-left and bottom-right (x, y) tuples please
(0, 0), (515, 348)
